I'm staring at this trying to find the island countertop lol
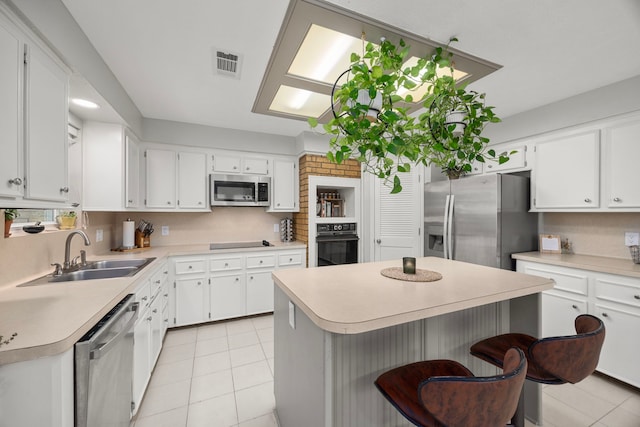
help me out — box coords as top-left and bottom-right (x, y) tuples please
(272, 257), (554, 334)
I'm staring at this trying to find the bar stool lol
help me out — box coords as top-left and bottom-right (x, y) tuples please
(374, 347), (527, 427)
(470, 314), (605, 426)
(470, 314), (605, 384)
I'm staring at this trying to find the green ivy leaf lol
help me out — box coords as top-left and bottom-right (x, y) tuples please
(391, 176), (402, 194)
(308, 117), (318, 128)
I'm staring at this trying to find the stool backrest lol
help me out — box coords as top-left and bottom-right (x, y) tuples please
(418, 347), (527, 427)
(529, 314), (605, 384)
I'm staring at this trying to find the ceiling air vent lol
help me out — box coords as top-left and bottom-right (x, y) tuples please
(213, 48), (243, 79)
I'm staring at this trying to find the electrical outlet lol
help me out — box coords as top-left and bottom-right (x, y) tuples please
(274, 223), (280, 233)
(161, 226), (169, 236)
(625, 232), (639, 246)
(96, 229), (103, 242)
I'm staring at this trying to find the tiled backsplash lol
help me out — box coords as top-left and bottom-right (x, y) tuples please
(542, 212), (640, 260)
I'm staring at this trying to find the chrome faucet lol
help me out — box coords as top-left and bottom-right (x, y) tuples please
(63, 230), (91, 271)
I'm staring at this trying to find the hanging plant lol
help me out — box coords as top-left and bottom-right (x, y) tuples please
(309, 37), (508, 192)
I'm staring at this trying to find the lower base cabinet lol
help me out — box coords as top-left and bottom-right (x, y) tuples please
(517, 260), (640, 388)
(170, 247), (306, 327)
(132, 261), (169, 416)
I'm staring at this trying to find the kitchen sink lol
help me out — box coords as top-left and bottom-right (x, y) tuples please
(82, 258), (153, 270)
(18, 257), (155, 286)
(49, 267), (139, 282)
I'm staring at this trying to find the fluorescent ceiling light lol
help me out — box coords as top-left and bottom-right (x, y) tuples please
(396, 57), (470, 100)
(252, 0), (501, 123)
(270, 85), (330, 117)
(71, 98), (100, 109)
(288, 24), (367, 85)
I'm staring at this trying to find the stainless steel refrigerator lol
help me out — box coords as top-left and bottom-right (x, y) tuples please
(424, 173), (538, 270)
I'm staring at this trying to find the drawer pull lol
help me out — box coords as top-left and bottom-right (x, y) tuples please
(225, 263), (229, 267)
(289, 258), (293, 262)
(601, 312), (609, 318)
(613, 197), (621, 202)
(259, 260), (263, 264)
(584, 198), (591, 203)
(634, 295), (640, 300)
(188, 265), (193, 269)
(571, 304), (578, 309)
(197, 281), (201, 285)
(235, 277), (239, 282)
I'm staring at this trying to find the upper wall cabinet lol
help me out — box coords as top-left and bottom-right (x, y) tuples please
(211, 153), (269, 175)
(603, 120), (640, 209)
(269, 158), (298, 212)
(0, 8), (69, 207)
(144, 146), (208, 211)
(529, 114), (640, 212)
(532, 130), (600, 210)
(83, 123), (140, 211)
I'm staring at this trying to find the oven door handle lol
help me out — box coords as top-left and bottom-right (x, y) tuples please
(89, 303), (138, 360)
(316, 235), (359, 242)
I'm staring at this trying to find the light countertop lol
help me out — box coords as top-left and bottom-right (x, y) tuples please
(512, 252), (640, 279)
(0, 241), (306, 365)
(272, 257), (554, 335)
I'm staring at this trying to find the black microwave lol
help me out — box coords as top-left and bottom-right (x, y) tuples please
(210, 174), (271, 207)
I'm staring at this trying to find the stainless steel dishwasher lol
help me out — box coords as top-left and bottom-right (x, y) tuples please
(75, 294), (138, 427)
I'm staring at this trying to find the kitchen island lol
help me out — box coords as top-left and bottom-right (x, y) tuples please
(272, 257), (554, 427)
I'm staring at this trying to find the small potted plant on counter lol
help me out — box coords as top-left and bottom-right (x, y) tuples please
(4, 209), (18, 238)
(56, 211), (77, 230)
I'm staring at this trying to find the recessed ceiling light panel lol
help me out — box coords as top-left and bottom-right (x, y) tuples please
(71, 98), (100, 109)
(270, 85), (330, 117)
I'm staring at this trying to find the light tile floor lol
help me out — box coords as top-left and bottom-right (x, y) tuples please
(132, 314), (640, 427)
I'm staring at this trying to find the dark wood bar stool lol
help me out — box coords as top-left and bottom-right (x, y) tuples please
(374, 347), (527, 427)
(470, 314), (605, 426)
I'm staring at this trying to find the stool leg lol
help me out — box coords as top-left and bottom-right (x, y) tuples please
(508, 383), (525, 427)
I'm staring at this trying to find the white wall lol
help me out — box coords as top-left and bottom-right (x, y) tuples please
(142, 118), (296, 155)
(484, 74), (640, 145)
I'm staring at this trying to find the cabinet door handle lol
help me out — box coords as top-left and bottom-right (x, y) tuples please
(376, 239), (381, 244)
(188, 265), (193, 269)
(167, 201), (171, 205)
(613, 197), (621, 202)
(634, 295), (640, 300)
(289, 258), (293, 262)
(8, 177), (22, 185)
(571, 304), (578, 309)
(584, 198), (591, 203)
(601, 312), (608, 318)
(155, 280), (161, 284)
(60, 187), (69, 193)
(128, 199), (133, 203)
(224, 262), (228, 267)
(197, 281), (201, 285)
(147, 316), (152, 321)
(259, 260), (263, 264)
(164, 293), (169, 297)
(152, 308), (158, 313)
(141, 296), (148, 301)
(235, 277), (239, 282)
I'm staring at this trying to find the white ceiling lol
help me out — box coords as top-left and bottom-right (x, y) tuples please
(61, 0), (640, 138)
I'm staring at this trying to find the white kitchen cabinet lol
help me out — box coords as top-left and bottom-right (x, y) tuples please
(532, 130), (600, 210)
(210, 273), (246, 320)
(170, 247), (306, 327)
(173, 256), (208, 326)
(245, 253), (276, 315)
(517, 260), (640, 388)
(145, 148), (177, 209)
(177, 151), (207, 208)
(83, 123), (141, 211)
(242, 157), (269, 175)
(212, 153), (241, 173)
(144, 146), (208, 211)
(24, 42), (69, 202)
(0, 14), (23, 199)
(211, 152), (269, 175)
(0, 9), (69, 206)
(132, 277), (151, 415)
(604, 120), (640, 208)
(521, 261), (589, 337)
(125, 134), (140, 208)
(271, 158), (298, 211)
(483, 144), (528, 174)
(0, 347), (73, 427)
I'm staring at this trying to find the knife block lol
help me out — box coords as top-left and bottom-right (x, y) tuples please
(135, 229), (151, 248)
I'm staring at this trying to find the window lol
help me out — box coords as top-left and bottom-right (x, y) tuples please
(10, 209), (57, 225)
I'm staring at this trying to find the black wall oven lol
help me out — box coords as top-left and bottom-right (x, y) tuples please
(316, 223), (358, 266)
